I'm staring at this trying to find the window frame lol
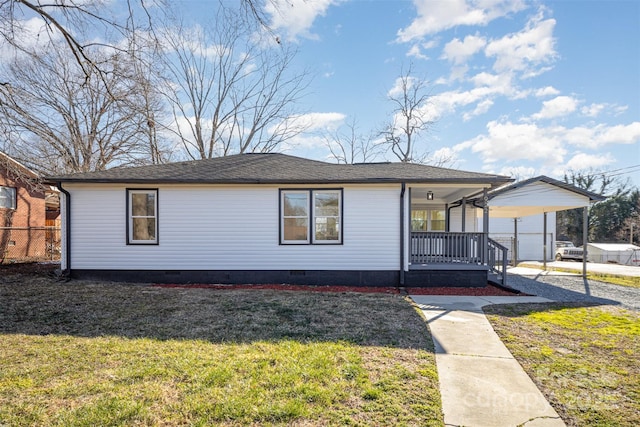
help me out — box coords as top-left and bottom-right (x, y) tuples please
(126, 188), (159, 245)
(279, 188), (343, 245)
(0, 186), (16, 210)
(411, 208), (445, 232)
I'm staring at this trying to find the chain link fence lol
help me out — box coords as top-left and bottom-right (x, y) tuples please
(0, 226), (61, 263)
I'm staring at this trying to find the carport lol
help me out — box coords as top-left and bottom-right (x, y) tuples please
(475, 176), (605, 278)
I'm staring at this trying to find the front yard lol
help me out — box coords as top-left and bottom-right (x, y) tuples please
(0, 269), (443, 426)
(485, 303), (640, 427)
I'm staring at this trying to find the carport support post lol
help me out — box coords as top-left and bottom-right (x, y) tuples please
(543, 212), (547, 270)
(583, 206), (588, 279)
(513, 217), (518, 267)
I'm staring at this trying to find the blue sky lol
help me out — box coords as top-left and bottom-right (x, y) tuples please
(255, 0), (639, 186)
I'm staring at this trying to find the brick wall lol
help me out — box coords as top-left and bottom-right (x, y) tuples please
(1, 166), (48, 261)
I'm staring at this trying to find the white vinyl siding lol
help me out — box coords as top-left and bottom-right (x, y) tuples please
(66, 184), (400, 271)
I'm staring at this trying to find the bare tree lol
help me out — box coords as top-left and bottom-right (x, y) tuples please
(0, 1), (278, 84)
(159, 6), (310, 159)
(380, 63), (435, 163)
(0, 42), (161, 174)
(323, 117), (381, 164)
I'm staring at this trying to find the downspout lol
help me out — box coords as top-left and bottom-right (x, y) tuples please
(400, 183), (406, 286)
(56, 182), (71, 275)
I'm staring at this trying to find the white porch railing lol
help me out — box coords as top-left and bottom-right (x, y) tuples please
(410, 232), (508, 285)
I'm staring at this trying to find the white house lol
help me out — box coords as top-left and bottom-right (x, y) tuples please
(50, 153), (518, 288)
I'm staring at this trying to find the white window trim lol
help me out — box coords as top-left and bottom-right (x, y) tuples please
(0, 186), (16, 210)
(280, 189), (343, 245)
(280, 190), (310, 244)
(312, 190), (342, 244)
(127, 189), (158, 245)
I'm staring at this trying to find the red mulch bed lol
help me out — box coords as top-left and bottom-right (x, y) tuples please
(153, 283), (524, 296)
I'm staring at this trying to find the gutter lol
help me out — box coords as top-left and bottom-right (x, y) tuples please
(56, 182), (71, 275)
(400, 183), (406, 286)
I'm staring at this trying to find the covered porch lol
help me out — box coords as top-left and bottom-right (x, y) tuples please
(403, 184), (509, 287)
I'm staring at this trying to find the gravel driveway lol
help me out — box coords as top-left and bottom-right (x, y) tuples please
(506, 267), (640, 311)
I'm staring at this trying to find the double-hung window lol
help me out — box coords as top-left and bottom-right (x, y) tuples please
(280, 189), (342, 244)
(411, 209), (445, 232)
(0, 186), (16, 209)
(127, 189), (158, 244)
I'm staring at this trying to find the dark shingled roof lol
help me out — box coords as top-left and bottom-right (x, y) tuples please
(49, 153), (513, 186)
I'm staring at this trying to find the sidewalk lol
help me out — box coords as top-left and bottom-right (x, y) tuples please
(410, 295), (566, 427)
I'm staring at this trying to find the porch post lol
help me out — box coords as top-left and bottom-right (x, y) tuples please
(483, 189), (489, 263)
(445, 203), (449, 231)
(400, 183), (407, 286)
(461, 197), (466, 232)
(543, 212), (548, 270)
(583, 206), (588, 279)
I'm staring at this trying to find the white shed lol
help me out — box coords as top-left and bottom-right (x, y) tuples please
(587, 243), (640, 266)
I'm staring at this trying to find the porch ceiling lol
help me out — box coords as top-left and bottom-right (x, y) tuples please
(483, 204), (589, 218)
(411, 185), (487, 204)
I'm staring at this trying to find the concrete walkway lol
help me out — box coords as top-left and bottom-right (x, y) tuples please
(410, 295), (566, 427)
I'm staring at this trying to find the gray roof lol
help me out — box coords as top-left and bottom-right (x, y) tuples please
(488, 175), (606, 202)
(49, 153), (513, 186)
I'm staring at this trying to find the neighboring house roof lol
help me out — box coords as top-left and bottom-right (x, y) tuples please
(49, 153), (513, 186)
(0, 151), (39, 180)
(487, 175), (606, 202)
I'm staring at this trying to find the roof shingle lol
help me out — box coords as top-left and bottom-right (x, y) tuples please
(49, 153), (512, 186)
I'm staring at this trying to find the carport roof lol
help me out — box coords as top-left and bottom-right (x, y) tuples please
(473, 175), (606, 218)
(488, 175), (605, 202)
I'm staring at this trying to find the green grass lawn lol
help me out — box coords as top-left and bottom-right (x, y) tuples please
(485, 303), (640, 427)
(0, 271), (443, 426)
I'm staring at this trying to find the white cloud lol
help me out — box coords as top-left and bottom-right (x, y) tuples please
(442, 34), (486, 64)
(495, 165), (538, 180)
(534, 86), (560, 97)
(580, 102), (628, 118)
(463, 99), (494, 120)
(455, 120), (567, 165)
(407, 44), (430, 60)
(428, 147), (460, 167)
(266, 0), (341, 41)
(0, 17), (65, 58)
(288, 112), (346, 132)
(397, 0), (527, 42)
(531, 95), (579, 120)
(562, 122), (640, 149)
(564, 152), (615, 171)
(581, 103), (606, 118)
(485, 9), (557, 75)
(455, 120), (640, 170)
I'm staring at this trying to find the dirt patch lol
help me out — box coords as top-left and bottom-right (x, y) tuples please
(0, 262), (59, 276)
